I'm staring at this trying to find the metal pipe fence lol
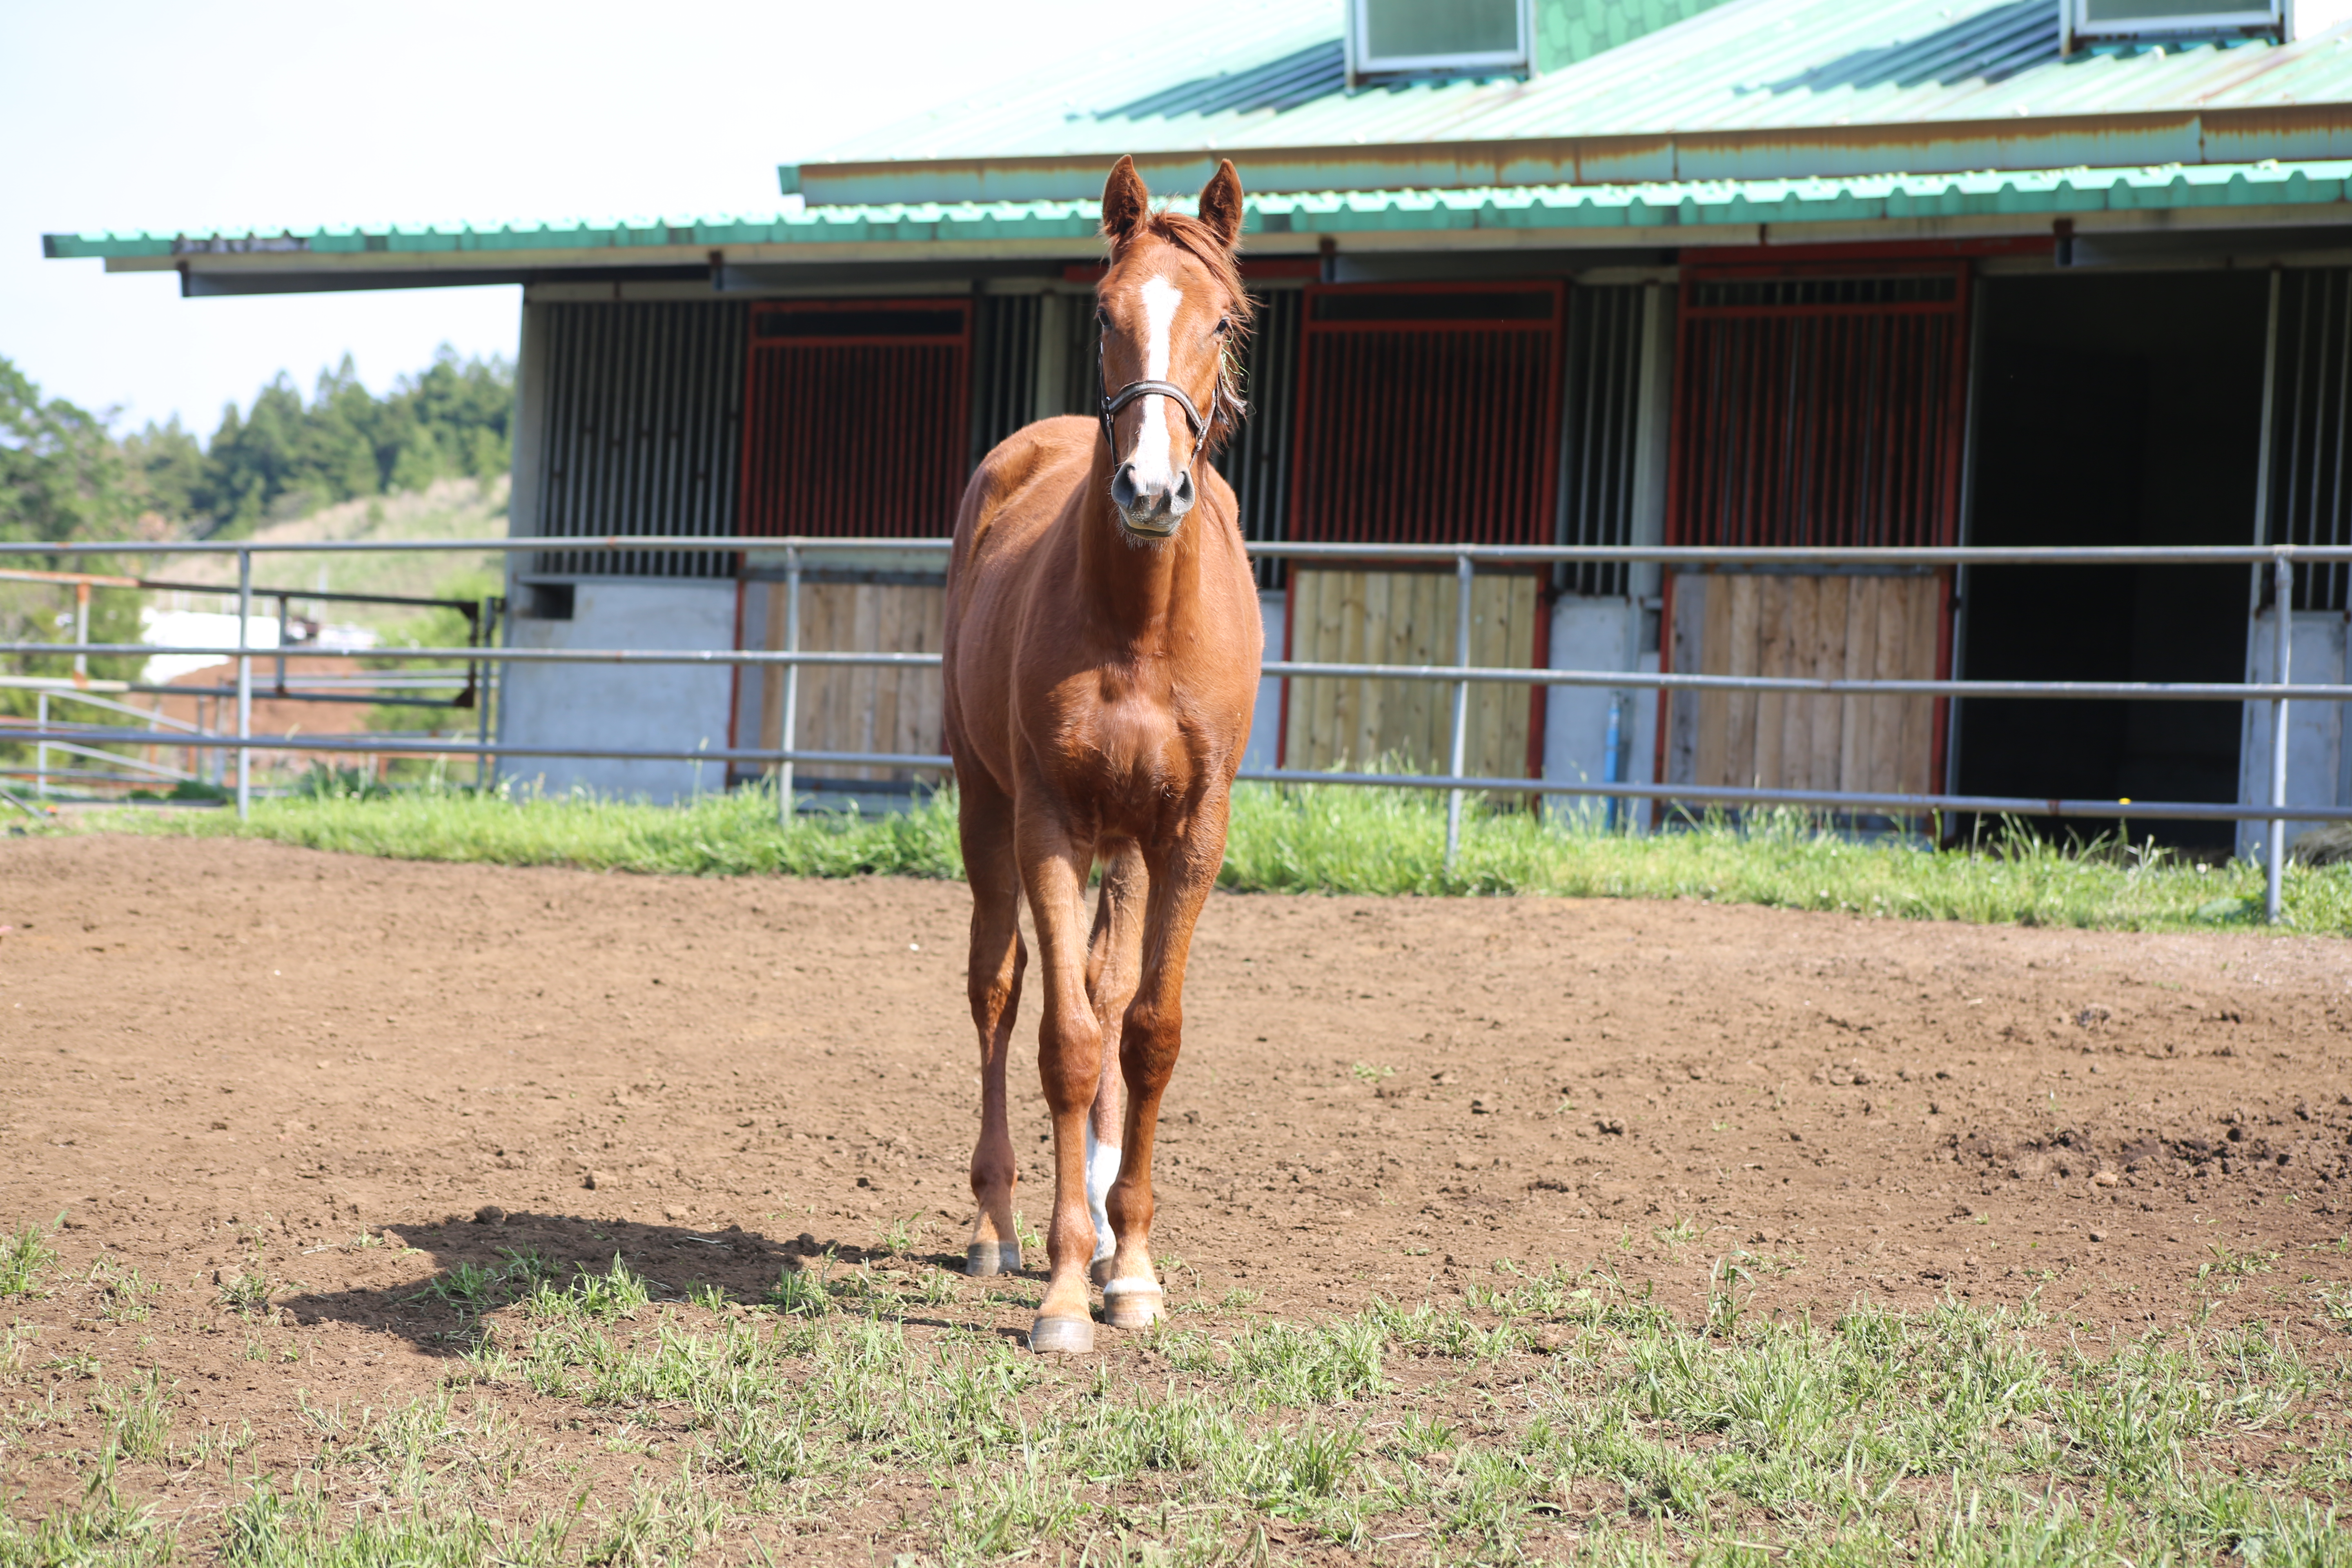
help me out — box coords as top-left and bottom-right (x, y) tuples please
(7, 535), (2352, 924)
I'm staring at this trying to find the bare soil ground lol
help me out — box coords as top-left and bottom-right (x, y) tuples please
(2, 834), (2349, 1556)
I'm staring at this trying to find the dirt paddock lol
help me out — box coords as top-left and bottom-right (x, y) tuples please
(2, 834), (2350, 1545)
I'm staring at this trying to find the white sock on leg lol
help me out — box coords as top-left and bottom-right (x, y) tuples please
(1084, 1127), (1120, 1265)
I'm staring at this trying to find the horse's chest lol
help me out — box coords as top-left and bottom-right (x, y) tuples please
(1045, 679), (1193, 808)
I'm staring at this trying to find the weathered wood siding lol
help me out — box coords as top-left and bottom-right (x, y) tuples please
(1666, 572), (1940, 796)
(1283, 568), (1541, 779)
(759, 581), (946, 782)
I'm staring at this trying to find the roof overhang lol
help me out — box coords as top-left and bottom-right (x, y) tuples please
(784, 105), (2352, 206)
(47, 158), (2352, 294)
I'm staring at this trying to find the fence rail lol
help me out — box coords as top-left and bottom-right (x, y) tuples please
(4, 535), (2346, 922)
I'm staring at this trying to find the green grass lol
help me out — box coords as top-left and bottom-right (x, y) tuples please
(0, 1219), (59, 1300)
(1, 1224), (2343, 1563)
(69, 778), (2352, 934)
(243, 1264), (2352, 1563)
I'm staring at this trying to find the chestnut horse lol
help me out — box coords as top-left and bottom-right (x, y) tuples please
(942, 156), (1261, 1354)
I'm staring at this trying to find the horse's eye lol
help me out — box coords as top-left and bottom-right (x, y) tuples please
(1096, 307), (1111, 329)
(1213, 316), (1232, 336)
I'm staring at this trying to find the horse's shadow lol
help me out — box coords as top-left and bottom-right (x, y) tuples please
(274, 1210), (986, 1354)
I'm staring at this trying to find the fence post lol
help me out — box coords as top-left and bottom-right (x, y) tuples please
(235, 548), (252, 820)
(2267, 551), (2292, 923)
(1445, 552), (1473, 871)
(73, 581), (89, 681)
(779, 546), (802, 825)
(34, 691), (47, 798)
(472, 595), (496, 792)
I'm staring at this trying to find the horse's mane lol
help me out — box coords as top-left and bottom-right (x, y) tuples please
(1125, 208), (1256, 453)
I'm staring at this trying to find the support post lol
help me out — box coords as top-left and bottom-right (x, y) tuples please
(2267, 552), (2292, 923)
(34, 691), (47, 798)
(72, 582), (89, 681)
(475, 605), (492, 790)
(235, 548), (252, 819)
(1445, 552), (1473, 871)
(778, 547), (802, 825)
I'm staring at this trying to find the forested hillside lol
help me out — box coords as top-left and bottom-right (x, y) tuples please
(2, 348), (513, 546)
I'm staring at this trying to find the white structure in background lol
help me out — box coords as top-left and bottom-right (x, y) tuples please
(503, 580), (736, 803)
(138, 609), (280, 684)
(1541, 281), (1672, 834)
(138, 608), (380, 686)
(2237, 606), (2352, 861)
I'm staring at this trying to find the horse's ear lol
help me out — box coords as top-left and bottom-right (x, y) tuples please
(1101, 156), (1149, 250)
(1198, 159), (1245, 251)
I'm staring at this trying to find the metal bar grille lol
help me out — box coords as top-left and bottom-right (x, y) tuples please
(1214, 287), (1303, 589)
(532, 302), (746, 579)
(1291, 283), (1565, 549)
(2265, 267), (2352, 612)
(742, 300), (973, 539)
(971, 294), (1041, 467)
(1555, 285), (1645, 597)
(1669, 265), (1968, 551)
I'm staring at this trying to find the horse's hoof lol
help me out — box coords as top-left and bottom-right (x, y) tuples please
(966, 1241), (1019, 1277)
(1029, 1315), (1096, 1354)
(1101, 1283), (1164, 1331)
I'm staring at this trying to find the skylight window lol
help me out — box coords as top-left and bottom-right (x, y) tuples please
(1348, 0), (1530, 80)
(2065, 0), (2283, 43)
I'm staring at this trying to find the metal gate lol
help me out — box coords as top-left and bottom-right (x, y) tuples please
(740, 299), (971, 539)
(1281, 281), (1566, 776)
(1662, 262), (1971, 802)
(530, 301), (746, 579)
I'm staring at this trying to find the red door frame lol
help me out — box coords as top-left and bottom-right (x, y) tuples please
(728, 297), (974, 765)
(1278, 279), (1568, 773)
(1653, 256), (1974, 811)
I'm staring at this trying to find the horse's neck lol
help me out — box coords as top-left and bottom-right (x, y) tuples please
(1074, 459), (1198, 653)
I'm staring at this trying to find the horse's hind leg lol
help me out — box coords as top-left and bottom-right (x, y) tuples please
(960, 776), (1026, 1277)
(1084, 843), (1147, 1286)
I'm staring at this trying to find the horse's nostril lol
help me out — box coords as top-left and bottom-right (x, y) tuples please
(1110, 463), (1141, 511)
(1172, 471), (1196, 510)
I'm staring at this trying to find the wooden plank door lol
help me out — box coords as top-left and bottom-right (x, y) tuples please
(1660, 261), (1971, 809)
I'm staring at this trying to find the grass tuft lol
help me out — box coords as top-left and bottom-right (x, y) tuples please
(0, 1216), (60, 1300)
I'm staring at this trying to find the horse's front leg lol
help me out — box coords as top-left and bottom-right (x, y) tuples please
(1018, 812), (1106, 1354)
(1084, 842), (1147, 1285)
(1101, 809), (1227, 1330)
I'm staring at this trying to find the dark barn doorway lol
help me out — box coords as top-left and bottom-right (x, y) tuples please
(1955, 270), (2269, 851)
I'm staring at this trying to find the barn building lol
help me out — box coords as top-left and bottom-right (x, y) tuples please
(44, 0), (2352, 849)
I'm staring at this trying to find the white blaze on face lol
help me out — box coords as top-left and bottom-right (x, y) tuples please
(1124, 274), (1185, 492)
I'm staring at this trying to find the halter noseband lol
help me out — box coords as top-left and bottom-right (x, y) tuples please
(1097, 334), (1221, 463)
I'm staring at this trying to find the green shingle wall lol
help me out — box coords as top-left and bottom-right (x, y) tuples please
(1535, 0), (1737, 73)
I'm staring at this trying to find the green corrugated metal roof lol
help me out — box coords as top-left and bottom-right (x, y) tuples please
(47, 0), (2352, 282)
(44, 158), (2352, 265)
(788, 0), (2352, 203)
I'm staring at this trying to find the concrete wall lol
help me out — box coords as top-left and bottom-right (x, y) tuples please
(1241, 589), (1285, 775)
(2237, 607), (2351, 860)
(1542, 595), (1658, 831)
(499, 580), (739, 803)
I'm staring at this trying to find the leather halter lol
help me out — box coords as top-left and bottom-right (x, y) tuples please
(1097, 333), (1221, 463)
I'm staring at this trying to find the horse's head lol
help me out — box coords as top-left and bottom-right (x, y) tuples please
(1096, 155), (1252, 540)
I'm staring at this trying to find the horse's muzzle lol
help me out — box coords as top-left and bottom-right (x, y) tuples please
(1111, 461), (1195, 539)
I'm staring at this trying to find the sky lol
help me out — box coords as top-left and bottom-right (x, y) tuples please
(1, 0), (1106, 435)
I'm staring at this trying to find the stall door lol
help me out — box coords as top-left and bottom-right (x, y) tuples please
(1282, 281), (1564, 777)
(1663, 263), (1969, 802)
(738, 300), (969, 782)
